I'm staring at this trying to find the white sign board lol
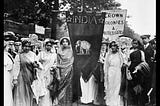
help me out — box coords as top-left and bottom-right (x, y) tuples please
(103, 9), (127, 41)
(35, 24), (45, 34)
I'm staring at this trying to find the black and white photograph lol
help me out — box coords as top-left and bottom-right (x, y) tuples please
(4, 0), (156, 106)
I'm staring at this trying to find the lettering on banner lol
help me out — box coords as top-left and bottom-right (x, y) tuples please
(66, 14), (104, 24)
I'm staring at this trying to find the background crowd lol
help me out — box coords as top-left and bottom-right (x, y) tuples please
(4, 31), (156, 106)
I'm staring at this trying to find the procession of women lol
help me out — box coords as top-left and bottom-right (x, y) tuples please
(4, 31), (156, 106)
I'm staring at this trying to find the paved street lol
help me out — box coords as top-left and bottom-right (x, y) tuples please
(58, 102), (156, 106)
(59, 102), (106, 106)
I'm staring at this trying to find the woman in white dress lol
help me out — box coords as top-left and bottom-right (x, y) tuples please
(104, 41), (124, 106)
(38, 39), (57, 106)
(4, 40), (14, 106)
(12, 39), (43, 106)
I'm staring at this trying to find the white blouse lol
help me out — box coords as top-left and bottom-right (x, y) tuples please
(4, 51), (14, 72)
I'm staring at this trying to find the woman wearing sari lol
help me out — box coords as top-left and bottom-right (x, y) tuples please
(12, 39), (43, 106)
(57, 37), (74, 105)
(37, 39), (58, 106)
(104, 41), (124, 106)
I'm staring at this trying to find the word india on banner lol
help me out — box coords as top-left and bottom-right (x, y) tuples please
(103, 9), (127, 41)
(66, 11), (105, 97)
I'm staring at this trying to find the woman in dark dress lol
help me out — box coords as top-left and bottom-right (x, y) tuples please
(127, 39), (148, 106)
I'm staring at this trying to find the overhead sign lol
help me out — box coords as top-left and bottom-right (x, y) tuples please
(35, 24), (45, 34)
(103, 9), (127, 41)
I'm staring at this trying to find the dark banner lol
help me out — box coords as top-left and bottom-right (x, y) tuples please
(66, 12), (105, 81)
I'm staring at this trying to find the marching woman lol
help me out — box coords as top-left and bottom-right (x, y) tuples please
(127, 39), (149, 106)
(56, 37), (74, 105)
(103, 41), (124, 106)
(37, 39), (58, 106)
(4, 40), (14, 106)
(12, 39), (43, 106)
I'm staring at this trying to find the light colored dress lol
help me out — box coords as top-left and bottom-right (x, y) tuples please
(12, 51), (42, 106)
(4, 51), (14, 106)
(104, 51), (124, 106)
(80, 75), (98, 104)
(38, 50), (57, 106)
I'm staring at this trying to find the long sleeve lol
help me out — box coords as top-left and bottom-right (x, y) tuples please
(12, 54), (20, 79)
(4, 53), (13, 71)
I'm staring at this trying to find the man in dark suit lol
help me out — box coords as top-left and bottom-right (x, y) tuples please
(148, 38), (156, 106)
(141, 35), (155, 105)
(141, 35), (154, 68)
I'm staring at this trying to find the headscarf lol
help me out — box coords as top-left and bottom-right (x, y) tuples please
(59, 37), (71, 48)
(43, 38), (55, 53)
(57, 37), (73, 67)
(104, 42), (124, 89)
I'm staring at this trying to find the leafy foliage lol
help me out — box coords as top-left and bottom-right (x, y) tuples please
(4, 0), (58, 27)
(4, 0), (121, 27)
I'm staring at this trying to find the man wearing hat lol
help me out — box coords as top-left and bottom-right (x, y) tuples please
(4, 31), (17, 58)
(141, 34), (155, 105)
(148, 38), (156, 105)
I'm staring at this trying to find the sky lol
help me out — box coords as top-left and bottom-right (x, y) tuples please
(116, 0), (156, 39)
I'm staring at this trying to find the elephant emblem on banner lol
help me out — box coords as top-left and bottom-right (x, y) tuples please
(75, 40), (91, 55)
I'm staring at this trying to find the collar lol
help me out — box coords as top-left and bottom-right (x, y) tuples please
(4, 51), (14, 63)
(144, 43), (149, 48)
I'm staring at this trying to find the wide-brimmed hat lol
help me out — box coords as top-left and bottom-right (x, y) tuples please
(4, 31), (18, 41)
(21, 38), (31, 47)
(140, 35), (150, 39)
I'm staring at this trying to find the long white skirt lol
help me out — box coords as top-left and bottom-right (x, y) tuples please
(104, 67), (124, 106)
(4, 70), (13, 106)
(38, 89), (52, 106)
(80, 75), (98, 104)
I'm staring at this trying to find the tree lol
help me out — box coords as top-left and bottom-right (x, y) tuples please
(4, 0), (59, 27)
(4, 0), (121, 39)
